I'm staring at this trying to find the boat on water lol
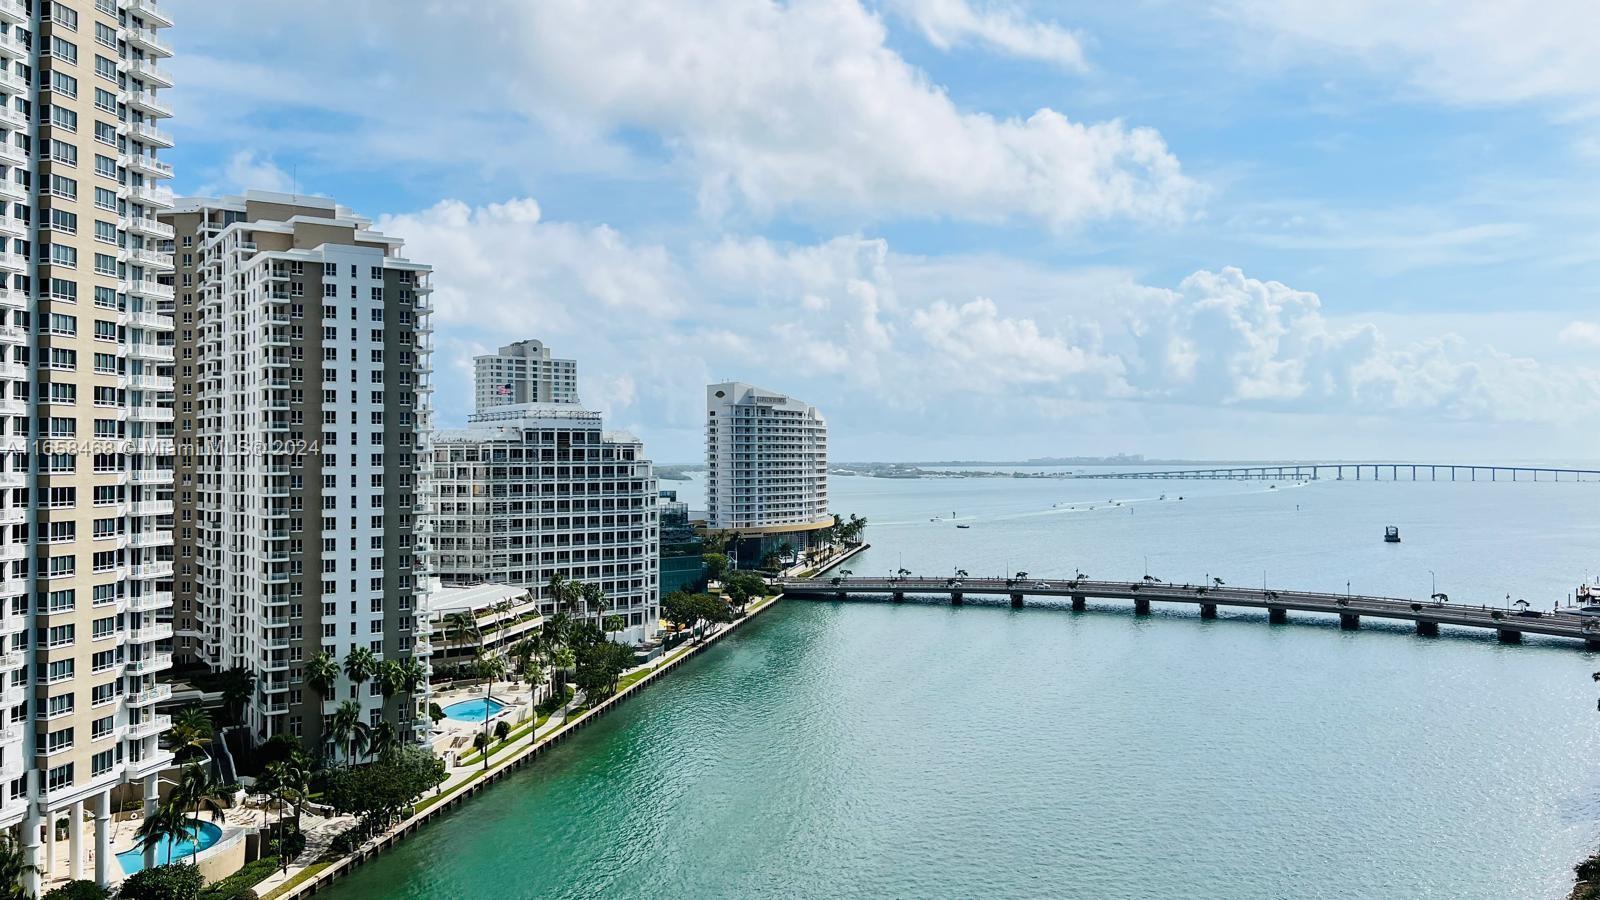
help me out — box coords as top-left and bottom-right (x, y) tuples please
(1384, 525), (1402, 543)
(956, 524), (971, 529)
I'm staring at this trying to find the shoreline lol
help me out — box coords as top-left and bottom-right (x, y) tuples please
(271, 541), (869, 898)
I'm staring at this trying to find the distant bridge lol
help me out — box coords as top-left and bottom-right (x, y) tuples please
(1069, 463), (1600, 482)
(778, 576), (1600, 650)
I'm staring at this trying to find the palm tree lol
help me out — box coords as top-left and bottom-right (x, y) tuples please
(370, 720), (397, 759)
(174, 761), (227, 864)
(343, 647), (379, 702)
(330, 699), (363, 765)
(168, 704), (213, 761)
(545, 572), (572, 615)
(603, 615), (626, 642)
(376, 659), (406, 709)
(306, 649), (341, 714)
(219, 666), (256, 726)
(580, 581), (606, 625)
(0, 832), (38, 900)
(135, 799), (190, 867)
(445, 610), (483, 666)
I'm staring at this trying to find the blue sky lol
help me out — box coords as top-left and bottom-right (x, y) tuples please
(161, 0), (1600, 463)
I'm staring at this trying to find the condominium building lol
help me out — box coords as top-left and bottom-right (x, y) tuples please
(705, 383), (829, 567)
(431, 403), (660, 643)
(0, 0), (178, 890)
(162, 192), (434, 757)
(473, 338), (578, 412)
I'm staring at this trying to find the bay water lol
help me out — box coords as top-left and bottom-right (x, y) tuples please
(324, 469), (1600, 898)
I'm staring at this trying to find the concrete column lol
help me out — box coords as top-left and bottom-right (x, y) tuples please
(1416, 620), (1439, 636)
(892, 592), (904, 603)
(1587, 638), (1600, 652)
(1133, 598), (1150, 615)
(1268, 607), (1288, 624)
(1070, 594), (1086, 611)
(22, 800), (42, 898)
(144, 773), (161, 870)
(95, 790), (112, 889)
(69, 800), (84, 881)
(1497, 628), (1522, 644)
(45, 811), (56, 878)
(1339, 613), (1360, 630)
(1009, 593), (1023, 609)
(950, 592), (963, 605)
(1199, 603), (1217, 619)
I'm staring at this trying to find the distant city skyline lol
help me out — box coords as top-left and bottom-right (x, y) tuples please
(161, 0), (1600, 463)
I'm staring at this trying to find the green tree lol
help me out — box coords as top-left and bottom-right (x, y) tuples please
(134, 800), (190, 868)
(573, 641), (636, 702)
(305, 651), (341, 707)
(342, 647), (379, 703)
(330, 699), (367, 765)
(41, 881), (108, 900)
(120, 863), (203, 900)
(172, 762), (226, 864)
(702, 553), (730, 584)
(167, 705), (212, 761)
(0, 831), (38, 900)
(661, 591), (695, 634)
(218, 667), (255, 727)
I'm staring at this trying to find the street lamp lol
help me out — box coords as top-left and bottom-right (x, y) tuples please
(1429, 569), (1436, 598)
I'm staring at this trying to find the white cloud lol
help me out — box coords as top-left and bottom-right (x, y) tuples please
(391, 197), (1598, 453)
(1220, 0), (1600, 114)
(1559, 321), (1600, 349)
(167, 0), (1193, 229)
(884, 0), (1088, 71)
(196, 150), (296, 196)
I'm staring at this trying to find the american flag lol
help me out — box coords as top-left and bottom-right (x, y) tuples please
(495, 383), (512, 396)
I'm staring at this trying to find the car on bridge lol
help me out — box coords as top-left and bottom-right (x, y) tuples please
(1033, 581), (1052, 588)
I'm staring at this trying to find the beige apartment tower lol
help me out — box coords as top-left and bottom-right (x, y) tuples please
(162, 193), (435, 761)
(0, 0), (178, 892)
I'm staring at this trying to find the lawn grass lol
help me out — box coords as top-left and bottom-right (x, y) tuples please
(261, 857), (335, 900)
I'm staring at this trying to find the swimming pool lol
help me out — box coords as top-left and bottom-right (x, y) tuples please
(442, 697), (506, 723)
(117, 819), (224, 874)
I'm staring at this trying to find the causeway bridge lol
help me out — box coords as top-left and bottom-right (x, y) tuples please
(1069, 463), (1600, 481)
(779, 576), (1600, 650)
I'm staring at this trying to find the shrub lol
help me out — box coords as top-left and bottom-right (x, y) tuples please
(121, 863), (204, 900)
(493, 720), (511, 742)
(43, 881), (110, 900)
(198, 857), (279, 900)
(1577, 852), (1600, 885)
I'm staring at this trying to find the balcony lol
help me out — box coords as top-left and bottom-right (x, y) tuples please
(126, 216), (175, 239)
(0, 67), (22, 97)
(131, 499), (174, 517)
(0, 0), (23, 24)
(127, 653), (173, 675)
(0, 651), (22, 671)
(0, 250), (24, 271)
(131, 561), (174, 580)
(124, 90), (172, 119)
(127, 58), (173, 88)
(0, 30), (25, 60)
(130, 343), (175, 362)
(127, 714), (171, 740)
(128, 308), (174, 329)
(122, 184), (175, 209)
(128, 121), (173, 149)
(125, 0), (174, 28)
(127, 591), (172, 613)
(122, 152), (173, 180)
(128, 684), (172, 706)
(128, 405), (173, 423)
(129, 373), (174, 392)
(124, 27), (173, 58)
(127, 623), (173, 643)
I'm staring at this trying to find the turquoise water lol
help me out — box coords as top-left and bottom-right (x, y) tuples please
(442, 697), (506, 723)
(326, 471), (1600, 899)
(117, 820), (222, 874)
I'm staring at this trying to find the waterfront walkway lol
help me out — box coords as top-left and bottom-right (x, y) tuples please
(779, 575), (1600, 648)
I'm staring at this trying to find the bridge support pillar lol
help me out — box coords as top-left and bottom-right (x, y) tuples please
(1497, 628), (1521, 644)
(1009, 593), (1024, 609)
(1199, 603), (1217, 619)
(1133, 598), (1150, 615)
(1070, 594), (1086, 611)
(1268, 607), (1288, 624)
(951, 592), (963, 606)
(892, 592), (904, 603)
(1416, 620), (1439, 637)
(1339, 613), (1360, 630)
(1586, 639), (1600, 652)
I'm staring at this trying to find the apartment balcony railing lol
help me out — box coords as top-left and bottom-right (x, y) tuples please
(127, 714), (171, 740)
(124, 90), (172, 118)
(123, 27), (172, 57)
(127, 57), (173, 88)
(127, 653), (173, 675)
(127, 684), (173, 706)
(127, 121), (173, 148)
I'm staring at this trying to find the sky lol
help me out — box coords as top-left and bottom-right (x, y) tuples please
(159, 0), (1600, 463)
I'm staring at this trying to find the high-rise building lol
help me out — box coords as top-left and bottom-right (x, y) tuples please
(705, 383), (830, 567)
(473, 339), (578, 411)
(163, 192), (434, 758)
(431, 403), (660, 643)
(0, 1), (178, 890)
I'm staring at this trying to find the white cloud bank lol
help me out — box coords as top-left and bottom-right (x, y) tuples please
(387, 197), (1598, 442)
(170, 0), (1191, 229)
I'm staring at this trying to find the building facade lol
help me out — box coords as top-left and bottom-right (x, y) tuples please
(705, 383), (830, 568)
(163, 192), (434, 757)
(657, 490), (705, 599)
(431, 403), (659, 643)
(473, 338), (577, 412)
(0, 0), (178, 890)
